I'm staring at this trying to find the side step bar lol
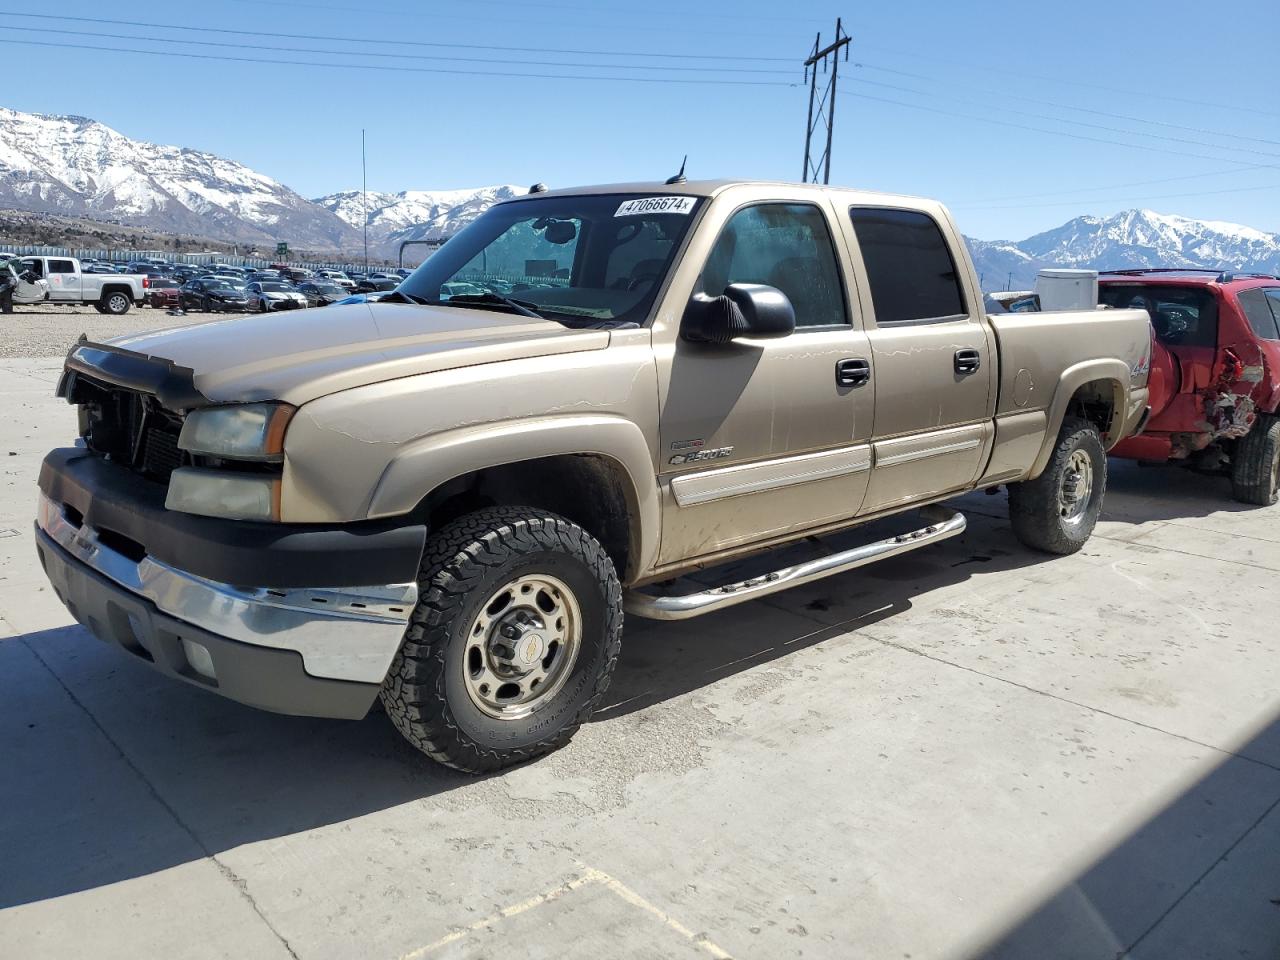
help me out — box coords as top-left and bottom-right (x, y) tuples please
(624, 506), (966, 621)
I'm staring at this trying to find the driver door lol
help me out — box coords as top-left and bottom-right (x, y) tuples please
(654, 194), (876, 566)
(12, 260), (46, 303)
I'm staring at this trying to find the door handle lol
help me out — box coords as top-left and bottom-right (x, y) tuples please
(954, 349), (981, 375)
(836, 358), (871, 387)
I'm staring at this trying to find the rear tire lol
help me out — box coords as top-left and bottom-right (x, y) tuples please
(1009, 416), (1107, 555)
(380, 506), (623, 773)
(100, 291), (131, 315)
(1231, 414), (1280, 506)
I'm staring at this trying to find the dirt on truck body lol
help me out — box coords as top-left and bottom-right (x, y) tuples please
(35, 179), (1152, 772)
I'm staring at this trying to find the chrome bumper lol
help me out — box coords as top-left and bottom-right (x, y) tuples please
(36, 493), (416, 684)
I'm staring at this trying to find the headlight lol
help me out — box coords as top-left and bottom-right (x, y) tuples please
(166, 468), (279, 521)
(178, 403), (294, 461)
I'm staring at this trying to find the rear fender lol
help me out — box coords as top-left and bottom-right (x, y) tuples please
(1031, 360), (1130, 478)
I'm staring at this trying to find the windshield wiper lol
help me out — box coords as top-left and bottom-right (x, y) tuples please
(440, 292), (544, 319)
(378, 290), (430, 305)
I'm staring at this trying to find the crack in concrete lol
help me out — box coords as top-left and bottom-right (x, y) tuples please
(20, 637), (302, 960)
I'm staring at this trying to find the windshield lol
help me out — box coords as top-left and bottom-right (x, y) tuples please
(259, 282), (290, 292)
(314, 284), (345, 295)
(399, 192), (704, 326)
(1100, 284), (1219, 347)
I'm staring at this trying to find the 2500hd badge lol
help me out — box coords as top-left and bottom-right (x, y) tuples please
(669, 446), (734, 465)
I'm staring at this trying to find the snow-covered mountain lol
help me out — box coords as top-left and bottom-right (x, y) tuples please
(968, 209), (1280, 290)
(0, 107), (357, 248)
(313, 185), (525, 252)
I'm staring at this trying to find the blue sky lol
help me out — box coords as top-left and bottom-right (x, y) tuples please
(4, 0), (1278, 241)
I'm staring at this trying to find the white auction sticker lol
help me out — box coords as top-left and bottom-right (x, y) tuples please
(614, 196), (696, 217)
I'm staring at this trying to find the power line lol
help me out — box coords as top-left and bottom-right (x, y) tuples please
(841, 90), (1280, 170)
(213, 0), (826, 24)
(856, 42), (1280, 121)
(843, 77), (1280, 163)
(0, 12), (795, 63)
(852, 61), (1280, 150)
(956, 180), (1280, 211)
(0, 36), (798, 87)
(953, 165), (1278, 206)
(3, 23), (796, 75)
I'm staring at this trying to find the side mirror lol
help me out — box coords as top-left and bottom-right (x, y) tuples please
(682, 283), (796, 344)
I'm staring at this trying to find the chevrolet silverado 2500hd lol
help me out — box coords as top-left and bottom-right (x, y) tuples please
(34, 180), (1153, 772)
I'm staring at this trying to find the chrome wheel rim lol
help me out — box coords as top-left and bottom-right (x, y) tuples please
(462, 573), (581, 720)
(1059, 449), (1095, 526)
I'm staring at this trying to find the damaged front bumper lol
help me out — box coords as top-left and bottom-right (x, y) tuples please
(35, 450), (426, 718)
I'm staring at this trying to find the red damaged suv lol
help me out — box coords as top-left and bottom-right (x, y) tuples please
(1099, 269), (1280, 505)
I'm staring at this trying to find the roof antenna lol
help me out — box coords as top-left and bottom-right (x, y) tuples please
(665, 155), (687, 185)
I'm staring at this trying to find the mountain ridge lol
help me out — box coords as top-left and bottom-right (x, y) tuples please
(0, 106), (1277, 276)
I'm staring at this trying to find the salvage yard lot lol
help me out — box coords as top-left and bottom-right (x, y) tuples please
(1, 354), (1278, 960)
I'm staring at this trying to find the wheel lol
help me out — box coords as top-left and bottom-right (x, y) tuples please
(259, 299), (268, 313)
(1231, 414), (1280, 506)
(1008, 416), (1107, 555)
(202, 296), (214, 313)
(100, 291), (131, 315)
(380, 506), (623, 773)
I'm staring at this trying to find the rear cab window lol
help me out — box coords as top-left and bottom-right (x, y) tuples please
(847, 207), (967, 325)
(1098, 284), (1219, 347)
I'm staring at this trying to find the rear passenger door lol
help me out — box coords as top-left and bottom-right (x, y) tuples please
(841, 206), (995, 514)
(46, 259), (80, 301)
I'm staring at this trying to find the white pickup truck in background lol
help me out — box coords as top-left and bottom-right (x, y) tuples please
(15, 256), (149, 314)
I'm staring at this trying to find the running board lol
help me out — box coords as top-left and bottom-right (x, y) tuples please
(624, 506), (967, 621)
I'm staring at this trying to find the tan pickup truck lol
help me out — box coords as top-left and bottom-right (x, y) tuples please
(35, 180), (1152, 772)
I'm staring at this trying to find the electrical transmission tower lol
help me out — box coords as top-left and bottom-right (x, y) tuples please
(801, 17), (851, 185)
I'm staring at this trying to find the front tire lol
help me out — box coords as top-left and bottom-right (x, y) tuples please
(1231, 414), (1280, 506)
(380, 506), (623, 773)
(1009, 416), (1107, 555)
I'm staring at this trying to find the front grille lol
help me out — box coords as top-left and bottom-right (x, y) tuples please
(75, 376), (188, 483)
(140, 423), (183, 479)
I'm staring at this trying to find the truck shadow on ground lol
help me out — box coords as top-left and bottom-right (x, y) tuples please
(0, 505), (1047, 910)
(1, 471), (1267, 917)
(1102, 457), (1264, 524)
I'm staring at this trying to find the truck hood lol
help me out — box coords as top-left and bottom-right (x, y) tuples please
(108, 301), (611, 406)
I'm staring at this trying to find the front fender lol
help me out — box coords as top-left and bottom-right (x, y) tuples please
(1030, 359), (1131, 478)
(366, 414), (660, 577)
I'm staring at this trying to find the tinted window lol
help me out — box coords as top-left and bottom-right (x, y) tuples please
(48, 259), (76, 274)
(848, 208), (966, 324)
(1238, 289), (1280, 340)
(1099, 284), (1218, 347)
(1268, 292), (1280, 333)
(700, 203), (846, 328)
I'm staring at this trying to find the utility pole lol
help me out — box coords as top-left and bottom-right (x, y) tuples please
(361, 128), (369, 275)
(801, 17), (851, 185)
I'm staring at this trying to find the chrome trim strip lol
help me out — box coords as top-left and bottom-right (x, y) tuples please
(37, 494), (415, 683)
(875, 438), (981, 468)
(624, 506), (966, 620)
(671, 444), (872, 507)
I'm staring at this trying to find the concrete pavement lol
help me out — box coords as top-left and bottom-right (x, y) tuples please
(1, 355), (1277, 959)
